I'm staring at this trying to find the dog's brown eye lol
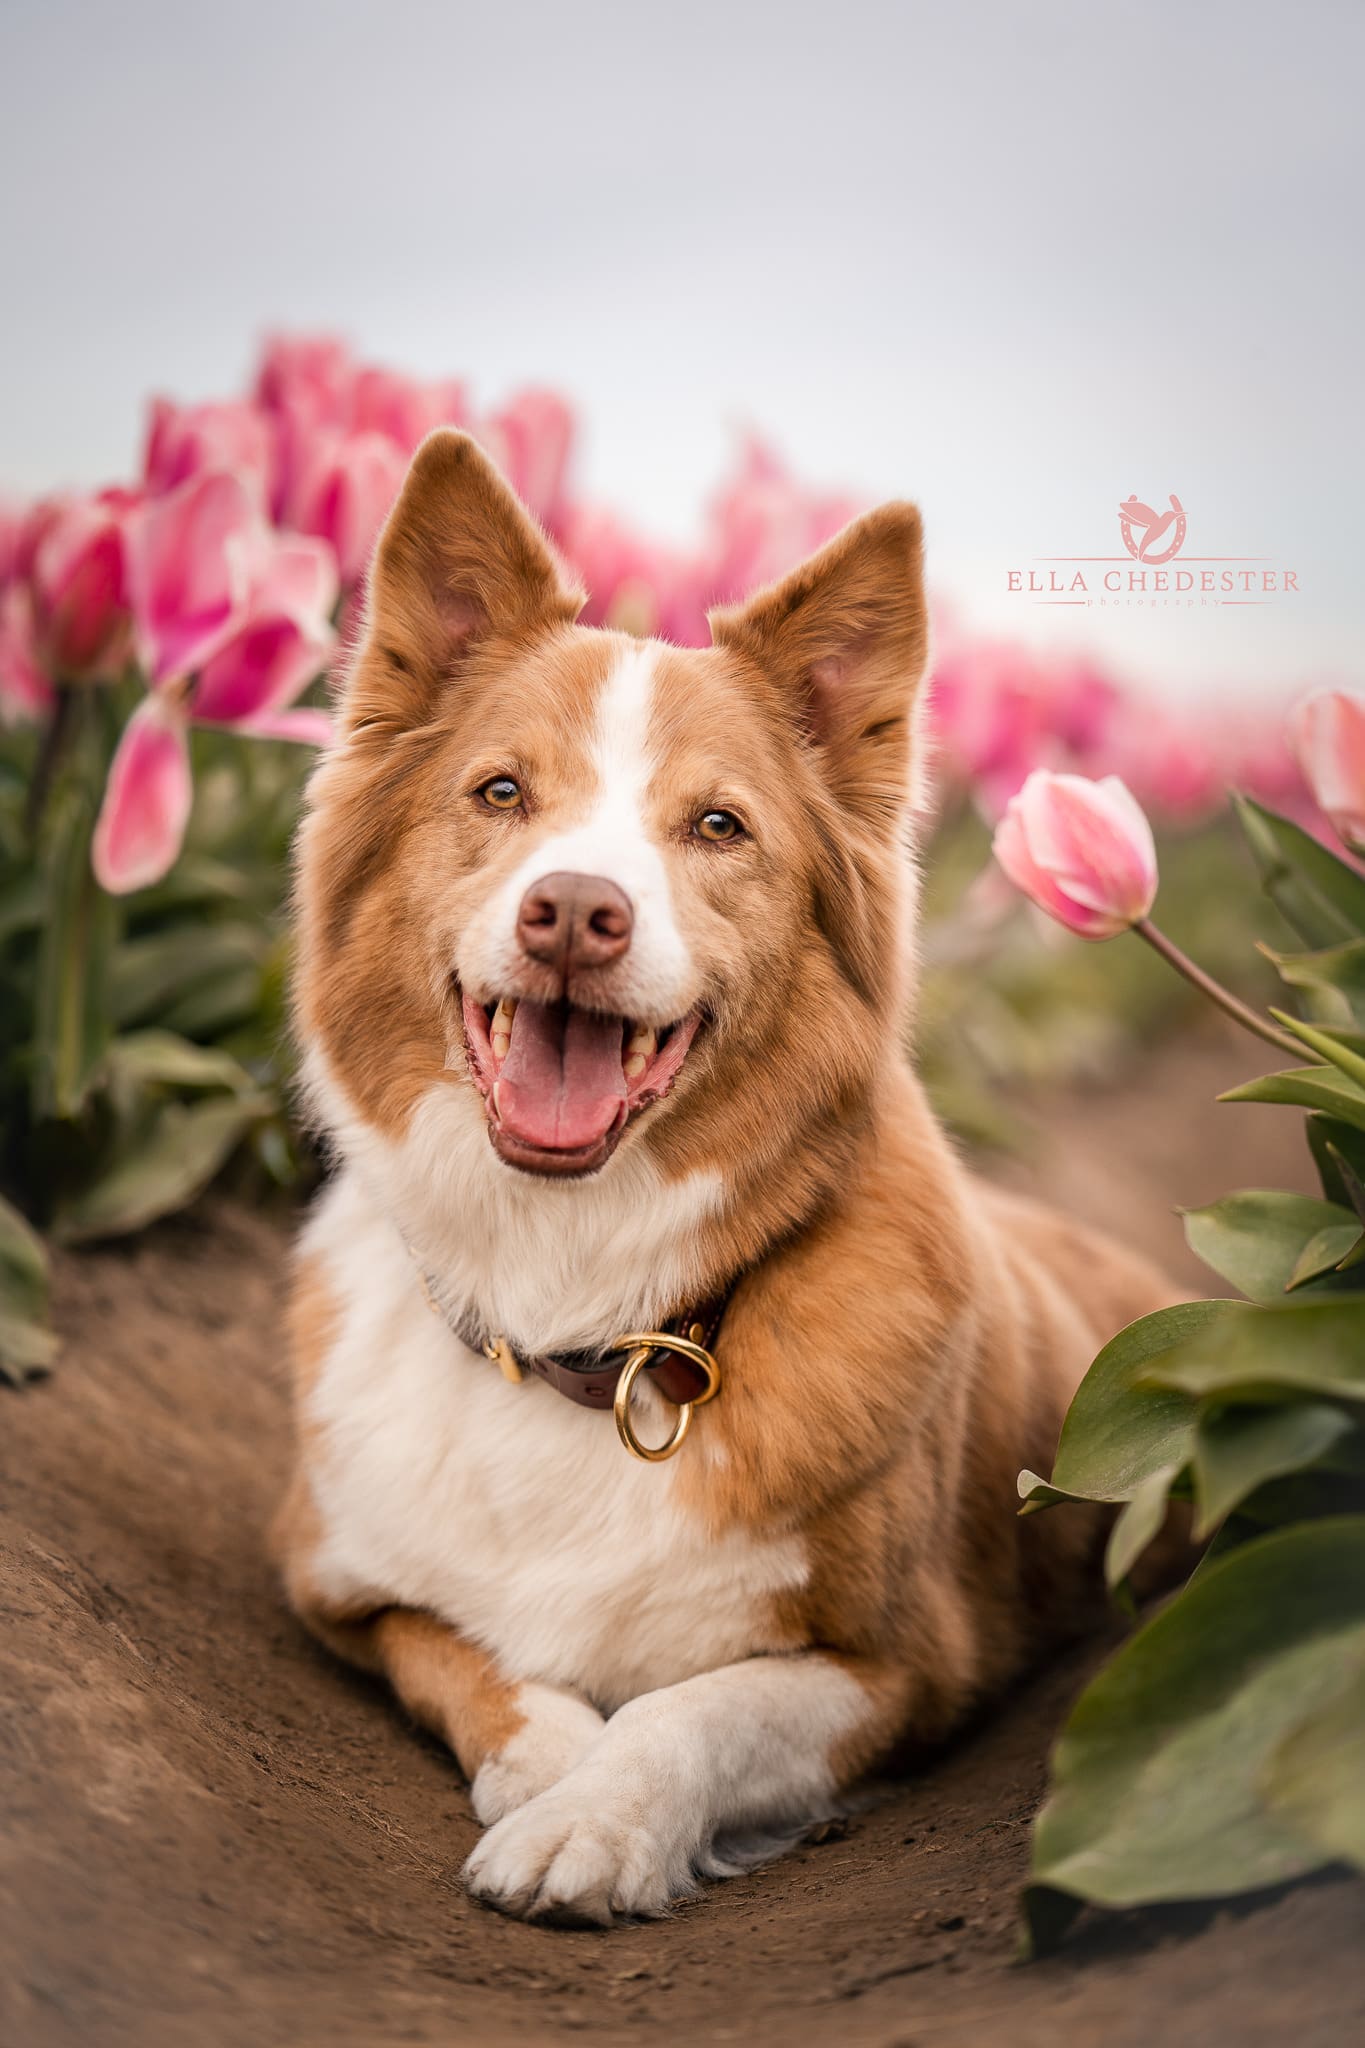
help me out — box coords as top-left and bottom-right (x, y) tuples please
(694, 810), (742, 844)
(479, 777), (523, 811)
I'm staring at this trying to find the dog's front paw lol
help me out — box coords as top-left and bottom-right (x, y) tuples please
(469, 1687), (606, 1825)
(464, 1769), (692, 1926)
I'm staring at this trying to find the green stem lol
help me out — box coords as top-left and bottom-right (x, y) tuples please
(24, 683), (76, 838)
(1133, 918), (1305, 1061)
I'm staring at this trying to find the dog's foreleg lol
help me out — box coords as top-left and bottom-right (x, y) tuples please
(463, 1651), (901, 1925)
(274, 1476), (605, 1821)
(296, 1598), (605, 1823)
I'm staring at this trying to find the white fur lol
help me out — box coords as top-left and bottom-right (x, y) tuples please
(300, 1168), (809, 1710)
(308, 1055), (724, 1353)
(469, 1688), (606, 1824)
(464, 1655), (869, 1924)
(456, 639), (699, 1026)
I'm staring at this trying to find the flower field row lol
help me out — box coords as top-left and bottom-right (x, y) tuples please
(0, 333), (1325, 899)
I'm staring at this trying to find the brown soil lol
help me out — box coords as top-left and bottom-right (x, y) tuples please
(3, 1028), (1364, 2048)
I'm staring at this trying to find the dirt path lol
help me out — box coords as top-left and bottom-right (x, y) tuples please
(3, 1028), (1363, 2048)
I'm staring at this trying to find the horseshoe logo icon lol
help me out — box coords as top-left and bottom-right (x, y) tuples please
(1118, 494), (1187, 564)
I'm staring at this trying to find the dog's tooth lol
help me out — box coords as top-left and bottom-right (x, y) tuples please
(491, 997), (517, 1036)
(623, 1053), (647, 1080)
(625, 1025), (657, 1058)
(492, 1080), (503, 1117)
(491, 1036), (510, 1061)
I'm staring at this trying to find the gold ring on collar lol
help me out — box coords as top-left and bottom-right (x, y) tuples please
(608, 1331), (720, 1462)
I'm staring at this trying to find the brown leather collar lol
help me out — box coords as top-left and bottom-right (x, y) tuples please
(510, 1296), (727, 1410)
(414, 1262), (729, 1412)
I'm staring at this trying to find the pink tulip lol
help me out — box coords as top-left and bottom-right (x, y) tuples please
(94, 529), (337, 894)
(30, 491), (134, 681)
(254, 334), (355, 425)
(1101, 698), (1226, 825)
(11, 497), (69, 583)
(478, 391), (575, 527)
(287, 429), (407, 586)
(929, 642), (1053, 816)
(348, 364), (469, 451)
(194, 533), (337, 728)
(705, 437), (864, 606)
(123, 471), (259, 685)
(144, 396), (274, 508)
(993, 770), (1158, 940)
(0, 585), (55, 723)
(1289, 690), (1365, 853)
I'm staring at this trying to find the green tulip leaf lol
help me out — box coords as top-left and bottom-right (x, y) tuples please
(1307, 1118), (1365, 1216)
(1261, 1651), (1365, 1874)
(1036, 1301), (1233, 1505)
(1264, 938), (1365, 1018)
(1286, 1222), (1365, 1289)
(1104, 1464), (1180, 1590)
(1190, 1402), (1357, 1536)
(1143, 1298), (1365, 1406)
(1234, 796), (1365, 947)
(1271, 1011), (1365, 1093)
(102, 1030), (258, 1098)
(0, 1192), (56, 1385)
(112, 923), (267, 1029)
(1017, 1470), (1086, 1513)
(1221, 1066), (1365, 1135)
(50, 1093), (268, 1244)
(157, 964), (266, 1040)
(1182, 1190), (1359, 1300)
(1026, 1516), (1365, 1939)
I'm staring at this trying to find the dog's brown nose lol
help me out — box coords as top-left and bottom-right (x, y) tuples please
(516, 872), (633, 972)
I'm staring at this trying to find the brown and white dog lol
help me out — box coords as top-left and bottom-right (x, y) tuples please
(274, 430), (1174, 1926)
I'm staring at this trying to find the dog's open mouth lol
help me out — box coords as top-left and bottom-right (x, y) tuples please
(460, 992), (701, 1176)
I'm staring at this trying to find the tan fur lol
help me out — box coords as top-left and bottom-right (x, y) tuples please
(276, 431), (1179, 1915)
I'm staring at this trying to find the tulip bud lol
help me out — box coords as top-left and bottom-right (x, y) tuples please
(31, 493), (133, 682)
(0, 584), (55, 724)
(1289, 690), (1365, 853)
(993, 769), (1158, 940)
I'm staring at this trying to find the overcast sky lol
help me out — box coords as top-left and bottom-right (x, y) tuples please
(2, 0), (1360, 697)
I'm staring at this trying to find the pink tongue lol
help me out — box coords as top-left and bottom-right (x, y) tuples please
(496, 1002), (626, 1151)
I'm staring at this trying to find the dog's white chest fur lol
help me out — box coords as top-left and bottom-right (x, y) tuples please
(298, 1167), (807, 1712)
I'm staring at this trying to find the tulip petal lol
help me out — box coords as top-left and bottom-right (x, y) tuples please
(192, 532), (336, 725)
(194, 614), (333, 726)
(239, 706), (334, 746)
(123, 471), (258, 684)
(92, 695), (193, 895)
(256, 532), (340, 632)
(289, 431), (407, 585)
(1291, 691), (1365, 852)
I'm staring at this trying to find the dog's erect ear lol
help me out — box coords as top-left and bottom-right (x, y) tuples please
(708, 503), (927, 828)
(346, 430), (583, 736)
